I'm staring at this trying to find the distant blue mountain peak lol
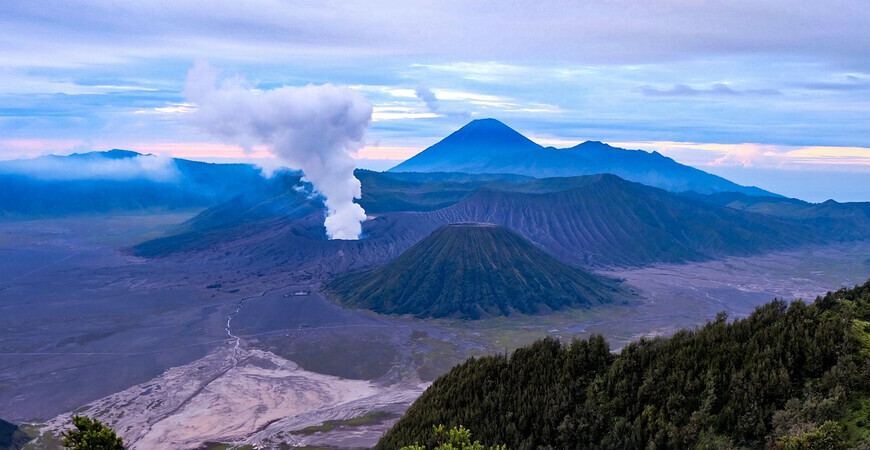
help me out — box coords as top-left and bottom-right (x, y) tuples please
(391, 118), (777, 197)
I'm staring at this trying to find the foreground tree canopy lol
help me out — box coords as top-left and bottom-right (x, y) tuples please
(399, 425), (506, 450)
(61, 415), (124, 450)
(379, 281), (870, 449)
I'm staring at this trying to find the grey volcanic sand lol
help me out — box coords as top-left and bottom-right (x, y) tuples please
(230, 288), (414, 380)
(0, 215), (232, 422)
(2, 215), (869, 448)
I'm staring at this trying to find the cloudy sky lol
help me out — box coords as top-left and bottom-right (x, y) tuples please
(2, 0), (870, 201)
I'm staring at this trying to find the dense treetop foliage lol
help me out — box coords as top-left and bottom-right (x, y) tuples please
(379, 281), (870, 449)
(61, 415), (124, 450)
(399, 425), (506, 450)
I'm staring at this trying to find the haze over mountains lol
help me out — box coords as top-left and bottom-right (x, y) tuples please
(115, 119), (870, 326)
(390, 119), (775, 197)
(5, 0), (870, 447)
(3, 118), (870, 449)
(131, 169), (868, 275)
(5, 119), (868, 277)
(0, 150), (269, 217)
(1, 118), (847, 224)
(4, 119), (870, 312)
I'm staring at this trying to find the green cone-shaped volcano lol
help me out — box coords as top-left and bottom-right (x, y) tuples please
(327, 223), (623, 319)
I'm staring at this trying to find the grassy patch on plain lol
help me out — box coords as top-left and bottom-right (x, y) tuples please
(197, 442), (230, 450)
(197, 443), (255, 450)
(290, 411), (397, 436)
(22, 429), (62, 450)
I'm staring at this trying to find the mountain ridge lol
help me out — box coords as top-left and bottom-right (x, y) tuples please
(419, 173), (815, 266)
(0, 150), (270, 217)
(390, 119), (776, 197)
(131, 172), (858, 277)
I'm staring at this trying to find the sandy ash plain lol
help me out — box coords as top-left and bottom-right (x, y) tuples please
(2, 213), (870, 448)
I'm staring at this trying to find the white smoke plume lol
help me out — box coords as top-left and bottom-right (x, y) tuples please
(183, 62), (372, 240)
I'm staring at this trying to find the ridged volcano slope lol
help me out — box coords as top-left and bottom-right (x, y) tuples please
(133, 172), (850, 274)
(422, 174), (818, 267)
(326, 224), (623, 319)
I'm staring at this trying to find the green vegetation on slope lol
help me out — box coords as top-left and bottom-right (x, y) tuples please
(289, 412), (397, 436)
(0, 418), (35, 450)
(60, 415), (124, 450)
(378, 281), (870, 449)
(326, 224), (624, 319)
(399, 425), (505, 450)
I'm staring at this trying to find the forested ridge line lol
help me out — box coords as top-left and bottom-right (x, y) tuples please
(378, 280), (870, 449)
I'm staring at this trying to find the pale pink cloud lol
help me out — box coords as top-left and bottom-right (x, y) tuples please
(0, 138), (87, 159)
(612, 141), (870, 169)
(526, 135), (583, 148)
(121, 142), (273, 159)
(353, 145), (421, 161)
(0, 138), (278, 161)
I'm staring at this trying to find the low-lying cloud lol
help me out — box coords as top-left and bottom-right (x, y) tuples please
(798, 76), (870, 91)
(184, 62), (372, 240)
(0, 153), (180, 181)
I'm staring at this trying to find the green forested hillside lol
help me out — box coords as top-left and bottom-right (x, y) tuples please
(326, 224), (624, 319)
(0, 418), (33, 450)
(378, 281), (870, 449)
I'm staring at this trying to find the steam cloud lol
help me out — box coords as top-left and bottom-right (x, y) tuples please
(184, 62), (372, 240)
(415, 84), (440, 112)
(415, 84), (470, 119)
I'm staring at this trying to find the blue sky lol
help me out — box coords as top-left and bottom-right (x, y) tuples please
(2, 1), (870, 201)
